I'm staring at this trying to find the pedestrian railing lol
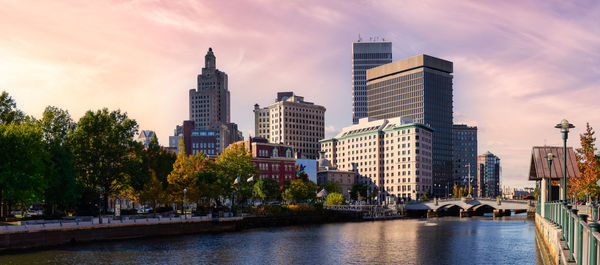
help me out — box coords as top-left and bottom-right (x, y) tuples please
(0, 215), (237, 234)
(544, 201), (600, 265)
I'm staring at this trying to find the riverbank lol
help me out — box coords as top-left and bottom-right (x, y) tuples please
(0, 212), (363, 252)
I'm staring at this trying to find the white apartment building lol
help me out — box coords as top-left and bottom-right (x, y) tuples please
(253, 92), (325, 159)
(320, 117), (433, 203)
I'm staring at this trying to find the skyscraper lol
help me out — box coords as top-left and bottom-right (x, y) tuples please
(169, 48), (242, 155)
(253, 92), (325, 159)
(477, 151), (501, 197)
(452, 124), (478, 193)
(366, 54), (453, 198)
(189, 47), (230, 128)
(352, 40), (392, 124)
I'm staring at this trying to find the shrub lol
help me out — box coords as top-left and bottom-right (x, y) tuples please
(324, 192), (345, 206)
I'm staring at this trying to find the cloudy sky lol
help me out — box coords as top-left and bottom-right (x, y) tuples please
(2, 0), (599, 188)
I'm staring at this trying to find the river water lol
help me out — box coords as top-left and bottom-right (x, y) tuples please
(1, 216), (540, 264)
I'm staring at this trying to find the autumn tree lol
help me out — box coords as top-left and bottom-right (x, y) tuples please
(570, 123), (600, 201)
(139, 171), (168, 211)
(324, 192), (345, 206)
(167, 140), (204, 210)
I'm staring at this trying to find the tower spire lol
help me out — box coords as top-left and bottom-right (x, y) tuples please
(205, 47), (215, 69)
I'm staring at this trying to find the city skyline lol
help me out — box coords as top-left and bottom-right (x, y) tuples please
(2, 1), (600, 189)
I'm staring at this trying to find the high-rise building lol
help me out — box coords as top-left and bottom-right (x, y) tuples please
(352, 40), (392, 124)
(366, 54), (453, 198)
(189, 48), (230, 128)
(452, 124), (478, 193)
(320, 117), (433, 203)
(169, 48), (242, 155)
(477, 151), (501, 197)
(253, 92), (325, 159)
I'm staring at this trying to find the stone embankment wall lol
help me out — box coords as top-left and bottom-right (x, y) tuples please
(0, 213), (362, 251)
(535, 213), (564, 265)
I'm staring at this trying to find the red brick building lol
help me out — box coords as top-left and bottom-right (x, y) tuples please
(238, 137), (296, 185)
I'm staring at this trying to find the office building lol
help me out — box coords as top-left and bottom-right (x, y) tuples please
(452, 124), (478, 193)
(320, 117), (433, 203)
(477, 151), (501, 197)
(352, 40), (392, 124)
(253, 92), (325, 159)
(366, 54), (453, 198)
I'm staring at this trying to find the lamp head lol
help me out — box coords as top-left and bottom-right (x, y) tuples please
(547, 153), (554, 161)
(555, 119), (575, 133)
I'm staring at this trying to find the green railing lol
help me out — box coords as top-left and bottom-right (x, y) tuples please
(544, 201), (600, 265)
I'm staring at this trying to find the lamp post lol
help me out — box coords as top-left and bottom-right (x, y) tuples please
(97, 187), (103, 224)
(547, 153), (554, 202)
(555, 119), (574, 201)
(183, 188), (187, 219)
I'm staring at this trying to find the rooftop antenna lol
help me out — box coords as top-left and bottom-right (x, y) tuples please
(358, 34), (362, 42)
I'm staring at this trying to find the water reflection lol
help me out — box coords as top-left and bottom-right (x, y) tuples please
(0, 216), (539, 264)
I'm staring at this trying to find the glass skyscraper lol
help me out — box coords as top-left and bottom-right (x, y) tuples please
(366, 54), (453, 197)
(352, 41), (392, 124)
(452, 124), (478, 193)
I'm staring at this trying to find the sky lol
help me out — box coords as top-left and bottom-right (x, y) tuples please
(1, 0), (600, 189)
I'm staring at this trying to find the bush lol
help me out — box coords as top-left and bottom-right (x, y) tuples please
(324, 193), (345, 206)
(120, 208), (138, 215)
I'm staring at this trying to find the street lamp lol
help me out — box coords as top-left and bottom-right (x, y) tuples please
(555, 119), (574, 201)
(183, 188), (187, 219)
(547, 153), (554, 202)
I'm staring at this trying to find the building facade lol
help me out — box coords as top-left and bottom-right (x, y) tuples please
(477, 151), (501, 198)
(239, 137), (296, 185)
(320, 117), (433, 203)
(366, 54), (453, 198)
(452, 124), (478, 194)
(317, 152), (357, 199)
(253, 92), (325, 159)
(137, 130), (156, 148)
(352, 40), (392, 124)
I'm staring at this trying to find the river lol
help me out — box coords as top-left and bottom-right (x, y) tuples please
(0, 215), (540, 264)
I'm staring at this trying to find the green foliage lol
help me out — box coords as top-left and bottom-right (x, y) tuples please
(139, 172), (168, 207)
(282, 179), (317, 202)
(321, 180), (342, 194)
(324, 192), (345, 205)
(0, 121), (48, 210)
(215, 143), (258, 204)
(0, 91), (25, 124)
(38, 106), (78, 216)
(418, 193), (430, 201)
(70, 108), (138, 213)
(350, 182), (368, 200)
(253, 178), (281, 201)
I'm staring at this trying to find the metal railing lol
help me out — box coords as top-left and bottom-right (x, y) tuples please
(0, 215), (241, 234)
(544, 201), (600, 265)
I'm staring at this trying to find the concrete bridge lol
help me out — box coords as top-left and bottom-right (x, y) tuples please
(406, 197), (535, 217)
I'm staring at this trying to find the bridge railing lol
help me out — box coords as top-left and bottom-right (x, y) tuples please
(544, 200), (600, 265)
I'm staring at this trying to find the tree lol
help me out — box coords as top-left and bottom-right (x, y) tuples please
(321, 180), (342, 194)
(350, 182), (368, 201)
(145, 134), (176, 188)
(253, 178), (281, 201)
(70, 108), (138, 214)
(453, 184), (459, 198)
(570, 123), (600, 201)
(0, 91), (25, 124)
(215, 143), (258, 204)
(167, 140), (204, 210)
(324, 192), (345, 206)
(139, 171), (168, 211)
(282, 179), (317, 203)
(38, 106), (78, 216)
(0, 121), (48, 219)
